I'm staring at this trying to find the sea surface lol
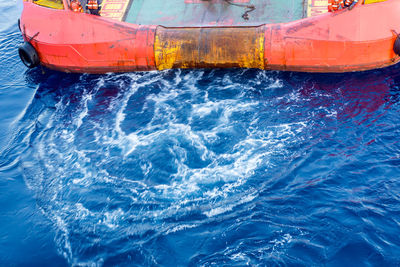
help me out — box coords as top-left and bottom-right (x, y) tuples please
(1, 1), (400, 266)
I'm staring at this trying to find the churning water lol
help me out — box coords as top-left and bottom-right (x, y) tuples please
(1, 1), (400, 266)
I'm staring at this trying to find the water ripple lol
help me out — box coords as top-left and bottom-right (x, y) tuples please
(0, 66), (397, 265)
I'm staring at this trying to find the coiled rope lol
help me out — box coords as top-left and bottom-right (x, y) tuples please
(201, 0), (256, 20)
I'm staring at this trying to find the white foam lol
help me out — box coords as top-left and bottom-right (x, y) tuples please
(19, 69), (311, 265)
(102, 208), (125, 229)
(270, 233), (293, 249)
(165, 224), (198, 235)
(204, 192), (258, 218)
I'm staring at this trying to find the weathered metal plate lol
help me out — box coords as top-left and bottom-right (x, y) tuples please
(125, 0), (306, 26)
(154, 26), (265, 70)
(100, 0), (131, 21)
(307, 0), (329, 17)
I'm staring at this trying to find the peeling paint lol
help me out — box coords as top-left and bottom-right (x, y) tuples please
(155, 26), (265, 70)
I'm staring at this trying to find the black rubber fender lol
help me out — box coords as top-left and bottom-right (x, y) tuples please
(18, 42), (39, 68)
(394, 34), (400, 56)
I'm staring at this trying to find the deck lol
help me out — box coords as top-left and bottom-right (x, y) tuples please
(99, 0), (329, 25)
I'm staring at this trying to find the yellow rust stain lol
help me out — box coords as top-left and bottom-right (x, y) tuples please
(154, 26), (265, 71)
(364, 0), (387, 3)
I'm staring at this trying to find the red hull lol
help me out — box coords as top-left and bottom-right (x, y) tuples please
(20, 0), (400, 73)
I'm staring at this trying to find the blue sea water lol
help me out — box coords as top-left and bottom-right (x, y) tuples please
(1, 2), (400, 266)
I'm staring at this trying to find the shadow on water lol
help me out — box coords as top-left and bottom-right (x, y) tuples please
(1, 58), (400, 265)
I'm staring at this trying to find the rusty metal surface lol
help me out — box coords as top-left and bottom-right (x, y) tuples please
(154, 26), (265, 70)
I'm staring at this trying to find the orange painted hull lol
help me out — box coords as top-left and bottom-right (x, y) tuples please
(20, 0), (400, 73)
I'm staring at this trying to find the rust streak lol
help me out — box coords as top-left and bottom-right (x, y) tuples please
(154, 26), (265, 70)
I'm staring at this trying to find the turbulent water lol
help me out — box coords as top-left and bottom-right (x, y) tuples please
(1, 1), (400, 266)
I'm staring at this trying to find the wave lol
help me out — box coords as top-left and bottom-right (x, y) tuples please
(4, 67), (399, 265)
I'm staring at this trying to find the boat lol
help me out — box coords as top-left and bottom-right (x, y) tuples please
(18, 0), (400, 73)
